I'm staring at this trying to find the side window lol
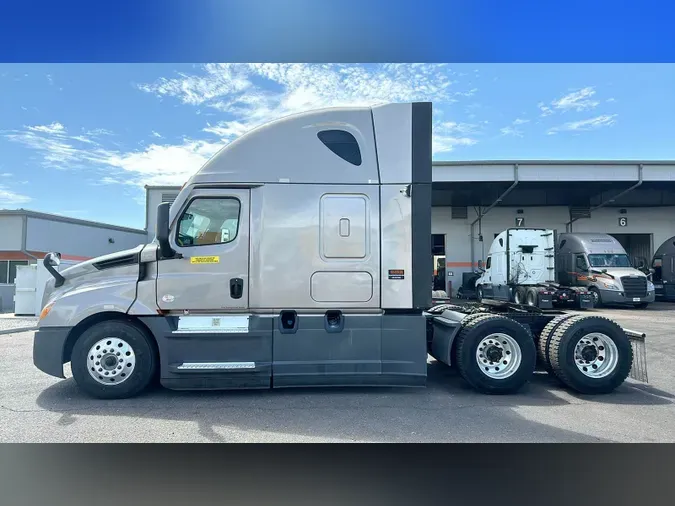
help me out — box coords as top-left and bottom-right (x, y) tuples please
(485, 256), (492, 269)
(176, 197), (241, 247)
(317, 130), (362, 166)
(576, 255), (588, 271)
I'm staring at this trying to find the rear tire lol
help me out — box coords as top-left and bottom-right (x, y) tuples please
(537, 314), (579, 374)
(71, 319), (158, 400)
(525, 288), (539, 307)
(548, 315), (633, 395)
(455, 314), (536, 394)
(514, 286), (527, 305)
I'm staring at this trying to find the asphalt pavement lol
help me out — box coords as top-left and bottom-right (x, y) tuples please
(1, 303), (673, 442)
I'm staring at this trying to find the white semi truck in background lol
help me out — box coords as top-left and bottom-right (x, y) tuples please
(33, 102), (648, 400)
(475, 229), (593, 309)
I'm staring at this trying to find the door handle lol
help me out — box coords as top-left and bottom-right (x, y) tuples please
(230, 278), (244, 299)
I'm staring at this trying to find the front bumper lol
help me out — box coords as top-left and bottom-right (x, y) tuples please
(655, 283), (675, 301)
(599, 289), (656, 305)
(33, 326), (72, 378)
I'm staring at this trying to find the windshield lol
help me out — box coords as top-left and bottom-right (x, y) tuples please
(587, 254), (632, 268)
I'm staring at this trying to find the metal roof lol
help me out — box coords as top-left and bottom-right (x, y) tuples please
(0, 209), (146, 234)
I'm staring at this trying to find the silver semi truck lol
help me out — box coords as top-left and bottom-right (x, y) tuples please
(557, 233), (655, 308)
(33, 102), (648, 399)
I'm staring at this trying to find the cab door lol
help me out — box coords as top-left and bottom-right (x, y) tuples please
(156, 188), (250, 311)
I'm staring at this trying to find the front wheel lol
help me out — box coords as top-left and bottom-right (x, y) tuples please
(455, 314), (536, 394)
(589, 287), (602, 308)
(71, 319), (158, 399)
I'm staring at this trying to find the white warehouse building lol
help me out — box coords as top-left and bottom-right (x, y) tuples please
(145, 160), (675, 296)
(0, 209), (147, 312)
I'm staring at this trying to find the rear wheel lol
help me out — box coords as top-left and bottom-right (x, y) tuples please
(547, 315), (633, 395)
(71, 319), (158, 399)
(513, 286), (527, 305)
(525, 288), (539, 307)
(455, 314), (536, 394)
(537, 314), (579, 374)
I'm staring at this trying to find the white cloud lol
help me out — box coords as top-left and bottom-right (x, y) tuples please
(0, 186), (31, 206)
(538, 102), (554, 117)
(1, 172), (12, 177)
(539, 87), (601, 118)
(28, 122), (65, 134)
(6, 64), (485, 187)
(551, 87), (599, 112)
(500, 126), (524, 137)
(138, 63), (469, 154)
(547, 114), (618, 135)
(512, 118), (530, 125)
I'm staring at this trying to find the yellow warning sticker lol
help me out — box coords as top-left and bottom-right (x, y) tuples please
(190, 256), (220, 264)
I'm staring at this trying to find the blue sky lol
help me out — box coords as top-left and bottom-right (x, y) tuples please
(0, 63), (673, 229)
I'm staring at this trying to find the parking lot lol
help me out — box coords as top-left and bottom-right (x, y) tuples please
(0, 303), (673, 443)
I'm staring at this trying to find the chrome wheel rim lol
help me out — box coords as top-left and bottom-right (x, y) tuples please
(476, 333), (523, 379)
(574, 332), (618, 378)
(86, 337), (136, 385)
(514, 291), (523, 304)
(591, 290), (600, 305)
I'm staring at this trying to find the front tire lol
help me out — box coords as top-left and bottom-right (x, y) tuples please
(71, 319), (158, 399)
(547, 315), (633, 395)
(455, 314), (536, 394)
(589, 287), (602, 308)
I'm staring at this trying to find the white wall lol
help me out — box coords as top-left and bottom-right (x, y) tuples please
(26, 217), (147, 259)
(146, 188), (180, 242)
(0, 216), (23, 250)
(432, 206), (675, 290)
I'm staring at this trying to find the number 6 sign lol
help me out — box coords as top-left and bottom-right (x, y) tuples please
(618, 216), (628, 227)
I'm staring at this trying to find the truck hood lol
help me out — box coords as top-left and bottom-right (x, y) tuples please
(592, 267), (649, 281)
(42, 244), (147, 308)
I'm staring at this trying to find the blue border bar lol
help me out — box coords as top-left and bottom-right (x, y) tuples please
(1, 0), (674, 62)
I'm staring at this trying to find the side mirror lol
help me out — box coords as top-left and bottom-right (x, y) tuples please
(477, 259), (484, 269)
(43, 252), (65, 287)
(650, 268), (655, 274)
(156, 202), (176, 259)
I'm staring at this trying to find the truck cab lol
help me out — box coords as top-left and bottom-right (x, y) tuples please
(33, 102), (435, 399)
(651, 235), (675, 301)
(476, 228), (555, 305)
(557, 233), (655, 308)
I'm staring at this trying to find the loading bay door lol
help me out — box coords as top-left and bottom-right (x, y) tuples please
(609, 233), (652, 268)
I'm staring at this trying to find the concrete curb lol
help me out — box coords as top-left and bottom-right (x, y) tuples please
(0, 326), (37, 336)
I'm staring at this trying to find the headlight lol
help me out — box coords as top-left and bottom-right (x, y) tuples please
(600, 281), (620, 291)
(647, 281), (655, 291)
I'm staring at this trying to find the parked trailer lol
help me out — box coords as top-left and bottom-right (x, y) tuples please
(33, 101), (648, 399)
(651, 235), (675, 301)
(475, 228), (593, 310)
